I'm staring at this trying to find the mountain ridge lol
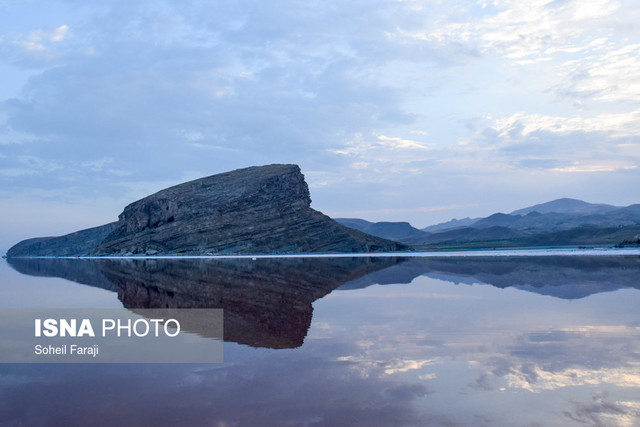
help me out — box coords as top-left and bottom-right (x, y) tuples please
(334, 198), (640, 248)
(510, 198), (619, 216)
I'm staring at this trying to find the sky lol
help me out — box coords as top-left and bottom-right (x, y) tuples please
(1, 0), (639, 249)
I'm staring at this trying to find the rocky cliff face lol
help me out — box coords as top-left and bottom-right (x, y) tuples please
(93, 164), (406, 255)
(7, 164), (407, 256)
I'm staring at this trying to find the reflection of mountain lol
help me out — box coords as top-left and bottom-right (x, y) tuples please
(339, 256), (640, 299)
(7, 256), (400, 349)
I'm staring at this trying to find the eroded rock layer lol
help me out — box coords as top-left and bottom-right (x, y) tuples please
(93, 164), (406, 255)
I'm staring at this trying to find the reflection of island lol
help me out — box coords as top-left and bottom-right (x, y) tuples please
(9, 255), (640, 349)
(340, 256), (640, 299)
(7, 257), (401, 349)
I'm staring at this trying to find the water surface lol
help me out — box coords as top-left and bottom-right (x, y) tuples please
(1, 255), (639, 426)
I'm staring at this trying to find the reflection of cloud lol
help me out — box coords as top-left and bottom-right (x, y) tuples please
(505, 365), (640, 393)
(3, 259), (640, 425)
(335, 355), (439, 376)
(383, 359), (437, 375)
(564, 393), (640, 427)
(322, 301), (640, 418)
(0, 352), (435, 426)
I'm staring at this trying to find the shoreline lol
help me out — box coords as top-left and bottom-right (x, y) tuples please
(5, 247), (640, 260)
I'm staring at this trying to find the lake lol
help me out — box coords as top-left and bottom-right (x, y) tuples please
(1, 253), (639, 426)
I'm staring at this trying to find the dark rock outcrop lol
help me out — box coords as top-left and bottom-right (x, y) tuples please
(7, 164), (407, 256)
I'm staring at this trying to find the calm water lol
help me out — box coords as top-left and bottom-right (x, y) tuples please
(1, 255), (639, 426)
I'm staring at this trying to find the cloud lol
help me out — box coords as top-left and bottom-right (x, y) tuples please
(492, 110), (640, 139)
(330, 134), (431, 156)
(0, 155), (62, 177)
(384, 0), (640, 179)
(1, 0), (639, 236)
(557, 43), (640, 103)
(15, 25), (69, 52)
(0, 0), (426, 203)
(377, 135), (431, 150)
(446, 108), (640, 176)
(405, 0), (622, 63)
(551, 163), (637, 173)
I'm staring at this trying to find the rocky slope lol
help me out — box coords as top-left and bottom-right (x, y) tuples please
(6, 222), (117, 257)
(7, 164), (407, 256)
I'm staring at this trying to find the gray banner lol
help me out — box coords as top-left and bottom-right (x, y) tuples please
(0, 308), (223, 363)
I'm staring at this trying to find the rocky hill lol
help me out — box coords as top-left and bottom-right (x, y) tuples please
(7, 164), (407, 257)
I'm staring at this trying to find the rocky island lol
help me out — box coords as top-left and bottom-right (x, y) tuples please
(7, 164), (407, 257)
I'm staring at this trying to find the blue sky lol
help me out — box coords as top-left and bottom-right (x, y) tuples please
(1, 0), (639, 249)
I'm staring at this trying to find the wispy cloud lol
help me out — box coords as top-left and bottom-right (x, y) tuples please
(16, 25), (69, 52)
(491, 110), (640, 138)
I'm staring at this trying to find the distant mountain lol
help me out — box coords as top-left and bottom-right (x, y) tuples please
(421, 198), (622, 235)
(412, 225), (521, 246)
(413, 198), (640, 248)
(510, 198), (619, 216)
(470, 204), (640, 234)
(421, 217), (478, 232)
(338, 198), (640, 249)
(615, 204), (640, 217)
(334, 218), (429, 242)
(333, 218), (375, 232)
(416, 225), (640, 248)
